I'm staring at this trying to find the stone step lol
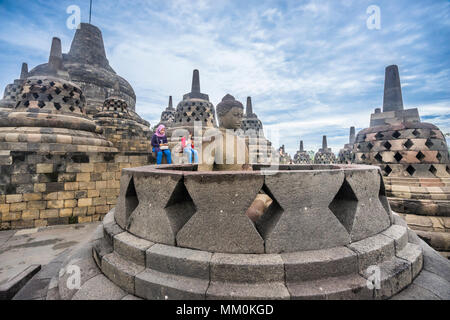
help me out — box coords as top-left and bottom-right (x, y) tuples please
(101, 252), (144, 295)
(135, 269), (209, 300)
(381, 224), (409, 252)
(287, 273), (373, 300)
(282, 246), (358, 282)
(396, 243), (423, 280)
(206, 281), (290, 300)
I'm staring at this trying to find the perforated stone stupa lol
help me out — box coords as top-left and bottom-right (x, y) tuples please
(158, 96), (176, 128)
(339, 127), (356, 164)
(172, 70), (216, 130)
(94, 81), (152, 152)
(240, 97), (273, 164)
(354, 65), (450, 257)
(293, 140), (311, 164)
(314, 136), (337, 164)
(0, 63), (28, 111)
(27, 23), (137, 116)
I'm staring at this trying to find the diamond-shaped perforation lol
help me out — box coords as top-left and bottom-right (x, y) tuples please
(253, 184), (284, 240)
(416, 151), (425, 161)
(361, 154), (367, 161)
(124, 177), (139, 226)
(392, 131), (401, 139)
(328, 179), (358, 234)
(367, 142), (373, 150)
(412, 129), (420, 137)
(406, 165), (416, 176)
(404, 139), (414, 149)
(425, 139), (434, 149)
(375, 153), (383, 162)
(436, 152), (442, 162)
(394, 152), (403, 162)
(383, 141), (392, 150)
(384, 165), (392, 176)
(375, 132), (384, 139)
(165, 179), (196, 234)
(429, 165), (437, 176)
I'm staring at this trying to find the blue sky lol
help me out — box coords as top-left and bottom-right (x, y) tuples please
(0, 0), (449, 155)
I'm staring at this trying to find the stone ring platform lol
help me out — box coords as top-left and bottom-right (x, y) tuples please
(54, 164), (427, 299)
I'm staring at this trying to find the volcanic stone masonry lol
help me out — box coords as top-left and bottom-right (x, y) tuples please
(314, 135), (337, 164)
(293, 140), (311, 164)
(339, 127), (356, 164)
(48, 163), (431, 300)
(158, 96), (176, 128)
(0, 25), (154, 230)
(0, 63), (28, 111)
(354, 65), (450, 257)
(27, 23), (138, 117)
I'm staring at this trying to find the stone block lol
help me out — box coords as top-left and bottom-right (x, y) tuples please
(210, 253), (284, 283)
(262, 170), (350, 253)
(101, 252), (144, 294)
(146, 244), (211, 279)
(396, 243), (423, 279)
(36, 163), (53, 173)
(21, 209), (40, 220)
(64, 199), (77, 208)
(76, 173), (90, 182)
(103, 222), (125, 245)
(287, 274), (373, 300)
(23, 193), (42, 201)
(381, 224), (408, 251)
(47, 200), (64, 209)
(282, 246), (357, 282)
(9, 202), (26, 212)
(207, 281), (290, 300)
(177, 172), (265, 253)
(6, 194), (23, 203)
(40, 209), (59, 219)
(374, 257), (412, 299)
(114, 232), (154, 265)
(135, 269), (209, 300)
(78, 198), (92, 207)
(347, 233), (395, 273)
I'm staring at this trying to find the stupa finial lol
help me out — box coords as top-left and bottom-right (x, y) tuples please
(322, 135), (328, 150)
(20, 63), (28, 80)
(192, 69), (200, 93)
(349, 126), (356, 144)
(246, 97), (253, 116)
(383, 65), (404, 112)
(48, 37), (63, 71)
(300, 140), (304, 152)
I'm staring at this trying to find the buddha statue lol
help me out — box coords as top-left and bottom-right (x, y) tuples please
(198, 94), (251, 171)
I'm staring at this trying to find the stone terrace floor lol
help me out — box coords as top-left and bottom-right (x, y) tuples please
(0, 222), (100, 299)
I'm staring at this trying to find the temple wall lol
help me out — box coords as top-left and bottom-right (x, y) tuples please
(0, 150), (153, 230)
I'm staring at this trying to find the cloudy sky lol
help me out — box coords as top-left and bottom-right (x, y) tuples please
(0, 0), (449, 155)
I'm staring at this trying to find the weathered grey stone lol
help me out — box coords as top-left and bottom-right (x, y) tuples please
(206, 281), (290, 300)
(347, 233), (395, 273)
(103, 222), (124, 246)
(177, 173), (265, 253)
(135, 269), (209, 300)
(381, 224), (408, 252)
(374, 257), (412, 299)
(210, 253), (284, 283)
(343, 169), (391, 242)
(396, 243), (423, 279)
(92, 238), (113, 269)
(72, 274), (127, 300)
(103, 209), (115, 225)
(420, 239), (450, 281)
(146, 244), (211, 279)
(101, 252), (144, 294)
(288, 274), (372, 300)
(407, 228), (422, 245)
(113, 173), (135, 229)
(282, 246), (357, 282)
(392, 213), (408, 228)
(114, 232), (154, 266)
(263, 170), (351, 253)
(412, 270), (450, 300)
(127, 172), (193, 245)
(58, 255), (101, 300)
(390, 283), (440, 300)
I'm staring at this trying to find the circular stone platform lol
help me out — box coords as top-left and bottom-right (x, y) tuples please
(53, 163), (424, 300)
